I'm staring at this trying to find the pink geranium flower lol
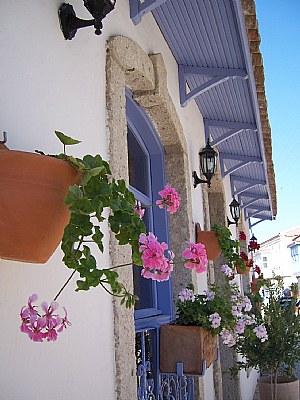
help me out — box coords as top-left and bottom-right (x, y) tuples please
(156, 185), (181, 214)
(20, 294), (70, 342)
(139, 233), (173, 282)
(134, 201), (145, 219)
(182, 241), (207, 273)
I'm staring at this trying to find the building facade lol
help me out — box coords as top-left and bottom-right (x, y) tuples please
(255, 227), (300, 289)
(0, 1), (277, 399)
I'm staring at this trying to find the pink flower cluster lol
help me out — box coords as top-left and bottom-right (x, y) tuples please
(156, 185), (181, 214)
(20, 294), (71, 342)
(139, 233), (174, 281)
(182, 241), (208, 273)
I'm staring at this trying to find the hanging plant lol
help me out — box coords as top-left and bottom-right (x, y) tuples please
(18, 131), (211, 341)
(212, 224), (247, 274)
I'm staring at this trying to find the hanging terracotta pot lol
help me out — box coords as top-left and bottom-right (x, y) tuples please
(236, 264), (251, 275)
(0, 149), (80, 263)
(160, 324), (218, 375)
(196, 223), (221, 260)
(251, 276), (266, 293)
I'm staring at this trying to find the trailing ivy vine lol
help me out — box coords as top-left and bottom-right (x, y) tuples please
(53, 131), (146, 308)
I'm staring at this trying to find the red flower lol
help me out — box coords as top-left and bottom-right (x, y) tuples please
(240, 251), (248, 262)
(239, 231), (246, 240)
(254, 265), (261, 276)
(248, 240), (260, 252)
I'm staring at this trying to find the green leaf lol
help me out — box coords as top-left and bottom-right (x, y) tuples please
(69, 198), (94, 215)
(66, 156), (85, 170)
(116, 229), (130, 245)
(65, 185), (83, 205)
(92, 227), (104, 252)
(97, 182), (111, 196)
(76, 280), (90, 291)
(82, 154), (103, 169)
(55, 131), (81, 145)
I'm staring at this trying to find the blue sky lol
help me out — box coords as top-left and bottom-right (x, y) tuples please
(249, 0), (300, 242)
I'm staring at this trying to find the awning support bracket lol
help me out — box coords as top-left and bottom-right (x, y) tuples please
(179, 65), (248, 107)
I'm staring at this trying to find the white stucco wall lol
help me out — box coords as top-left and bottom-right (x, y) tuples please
(0, 1), (206, 399)
(0, 1), (253, 399)
(240, 369), (260, 400)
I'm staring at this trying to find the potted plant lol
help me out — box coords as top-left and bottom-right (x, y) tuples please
(0, 136), (80, 263)
(251, 265), (266, 293)
(232, 277), (300, 400)
(160, 265), (254, 375)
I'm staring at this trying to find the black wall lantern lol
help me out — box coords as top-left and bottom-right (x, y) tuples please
(59, 0), (116, 40)
(227, 197), (241, 227)
(193, 139), (217, 188)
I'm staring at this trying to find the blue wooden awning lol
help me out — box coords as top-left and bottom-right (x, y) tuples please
(130, 0), (277, 227)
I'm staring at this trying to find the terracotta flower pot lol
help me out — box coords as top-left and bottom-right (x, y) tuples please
(258, 376), (299, 400)
(160, 325), (218, 375)
(0, 149), (80, 263)
(251, 277), (265, 293)
(236, 264), (251, 275)
(196, 223), (221, 260)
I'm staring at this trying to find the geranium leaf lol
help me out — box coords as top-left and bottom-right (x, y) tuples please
(55, 131), (81, 145)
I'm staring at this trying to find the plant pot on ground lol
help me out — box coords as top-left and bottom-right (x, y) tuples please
(0, 148), (80, 263)
(258, 376), (299, 400)
(232, 277), (300, 400)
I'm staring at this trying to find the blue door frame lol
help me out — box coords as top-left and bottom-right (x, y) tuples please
(126, 90), (194, 400)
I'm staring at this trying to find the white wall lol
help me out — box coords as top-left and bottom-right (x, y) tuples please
(0, 1), (250, 399)
(0, 1), (206, 399)
(240, 369), (260, 400)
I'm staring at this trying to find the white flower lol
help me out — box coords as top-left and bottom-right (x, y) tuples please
(209, 312), (221, 329)
(220, 328), (236, 347)
(221, 264), (233, 277)
(253, 324), (268, 342)
(242, 314), (256, 325)
(231, 305), (241, 317)
(204, 290), (215, 301)
(235, 319), (245, 334)
(240, 296), (252, 312)
(178, 288), (195, 302)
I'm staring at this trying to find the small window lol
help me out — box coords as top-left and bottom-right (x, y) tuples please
(291, 246), (299, 262)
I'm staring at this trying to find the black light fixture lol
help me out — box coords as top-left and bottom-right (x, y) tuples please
(227, 197), (241, 227)
(59, 0), (116, 40)
(193, 139), (217, 188)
